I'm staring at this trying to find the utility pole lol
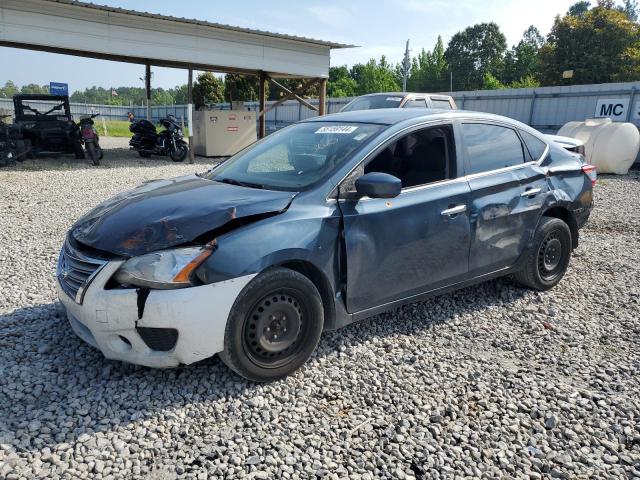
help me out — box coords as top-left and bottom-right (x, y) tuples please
(402, 39), (411, 92)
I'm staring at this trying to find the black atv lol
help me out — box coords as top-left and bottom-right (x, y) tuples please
(12, 94), (85, 159)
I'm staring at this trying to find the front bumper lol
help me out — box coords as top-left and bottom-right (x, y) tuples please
(57, 260), (255, 368)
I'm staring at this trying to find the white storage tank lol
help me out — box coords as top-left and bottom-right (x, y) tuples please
(557, 118), (640, 174)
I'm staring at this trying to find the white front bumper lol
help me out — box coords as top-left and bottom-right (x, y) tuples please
(57, 261), (255, 368)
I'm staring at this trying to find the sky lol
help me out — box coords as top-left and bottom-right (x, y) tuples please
(0, 0), (577, 93)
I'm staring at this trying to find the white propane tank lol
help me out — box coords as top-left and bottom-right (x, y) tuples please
(557, 118), (640, 174)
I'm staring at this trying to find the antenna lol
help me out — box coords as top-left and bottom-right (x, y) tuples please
(402, 39), (411, 92)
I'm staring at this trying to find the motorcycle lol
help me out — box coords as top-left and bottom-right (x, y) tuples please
(129, 114), (188, 162)
(78, 113), (103, 166)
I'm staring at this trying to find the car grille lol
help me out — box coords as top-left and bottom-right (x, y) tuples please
(57, 239), (107, 304)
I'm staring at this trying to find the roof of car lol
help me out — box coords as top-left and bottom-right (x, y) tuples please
(356, 92), (452, 98)
(302, 108), (515, 126)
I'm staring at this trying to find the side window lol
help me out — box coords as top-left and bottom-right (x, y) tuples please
(404, 98), (428, 108)
(431, 98), (453, 110)
(362, 125), (455, 189)
(519, 130), (548, 161)
(462, 123), (525, 175)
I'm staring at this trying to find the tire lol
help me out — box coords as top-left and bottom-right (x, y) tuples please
(219, 267), (324, 382)
(86, 142), (99, 166)
(514, 217), (572, 291)
(169, 143), (188, 162)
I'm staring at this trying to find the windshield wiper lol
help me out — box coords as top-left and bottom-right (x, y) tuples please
(216, 177), (264, 189)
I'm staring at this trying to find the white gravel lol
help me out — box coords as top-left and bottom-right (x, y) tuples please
(1, 145), (639, 479)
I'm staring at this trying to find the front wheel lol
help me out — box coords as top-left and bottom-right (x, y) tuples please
(219, 268), (324, 382)
(169, 142), (188, 162)
(514, 217), (572, 291)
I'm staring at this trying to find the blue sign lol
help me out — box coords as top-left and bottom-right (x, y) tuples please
(49, 82), (69, 96)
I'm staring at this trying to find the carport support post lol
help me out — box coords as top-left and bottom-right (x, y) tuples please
(145, 63), (152, 121)
(258, 71), (267, 139)
(188, 67), (194, 163)
(319, 78), (327, 116)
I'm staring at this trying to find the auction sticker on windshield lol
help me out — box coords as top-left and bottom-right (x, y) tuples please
(386, 97), (402, 102)
(315, 126), (358, 134)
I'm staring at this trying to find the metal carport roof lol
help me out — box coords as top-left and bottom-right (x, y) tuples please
(0, 0), (354, 78)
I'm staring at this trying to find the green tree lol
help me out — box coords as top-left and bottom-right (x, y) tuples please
(350, 56), (400, 94)
(445, 22), (507, 90)
(20, 83), (49, 94)
(152, 88), (175, 105)
(482, 73), (506, 89)
(503, 26), (544, 84)
(509, 75), (541, 88)
(328, 66), (358, 97)
(568, 1), (591, 16)
(192, 72), (225, 107)
(224, 73), (266, 102)
(539, 4), (640, 84)
(407, 36), (450, 92)
(619, 0), (639, 20)
(0, 81), (19, 98)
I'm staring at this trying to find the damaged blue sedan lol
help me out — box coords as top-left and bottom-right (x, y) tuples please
(57, 109), (596, 381)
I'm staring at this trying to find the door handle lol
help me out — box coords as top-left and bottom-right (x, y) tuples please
(441, 204), (467, 216)
(521, 187), (542, 198)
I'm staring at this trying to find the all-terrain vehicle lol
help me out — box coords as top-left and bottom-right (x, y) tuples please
(13, 94), (85, 159)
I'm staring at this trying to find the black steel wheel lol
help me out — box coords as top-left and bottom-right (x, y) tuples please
(220, 268), (324, 382)
(514, 217), (572, 291)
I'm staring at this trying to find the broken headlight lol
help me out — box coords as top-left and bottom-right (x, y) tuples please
(113, 244), (214, 289)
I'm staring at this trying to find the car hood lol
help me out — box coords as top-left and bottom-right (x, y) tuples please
(71, 174), (296, 257)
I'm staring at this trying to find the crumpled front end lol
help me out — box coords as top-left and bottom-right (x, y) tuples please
(57, 246), (255, 368)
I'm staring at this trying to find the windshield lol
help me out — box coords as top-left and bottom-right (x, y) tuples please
(18, 99), (70, 119)
(205, 122), (385, 191)
(341, 95), (404, 112)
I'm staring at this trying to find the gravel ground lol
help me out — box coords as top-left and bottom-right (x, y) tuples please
(1, 144), (639, 479)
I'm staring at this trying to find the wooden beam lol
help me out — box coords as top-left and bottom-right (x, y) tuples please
(267, 78), (319, 112)
(258, 71), (267, 139)
(187, 67), (194, 164)
(319, 78), (327, 116)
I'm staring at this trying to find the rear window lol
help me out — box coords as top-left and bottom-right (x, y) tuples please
(341, 95), (403, 112)
(431, 98), (453, 110)
(404, 98), (428, 108)
(520, 130), (548, 161)
(462, 123), (525, 174)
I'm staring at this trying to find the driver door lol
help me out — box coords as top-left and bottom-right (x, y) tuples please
(339, 124), (471, 313)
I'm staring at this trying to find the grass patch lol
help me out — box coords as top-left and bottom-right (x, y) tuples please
(96, 120), (189, 138)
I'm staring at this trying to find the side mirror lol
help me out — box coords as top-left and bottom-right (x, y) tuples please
(355, 172), (401, 199)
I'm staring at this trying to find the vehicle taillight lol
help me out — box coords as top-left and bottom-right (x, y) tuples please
(582, 164), (597, 186)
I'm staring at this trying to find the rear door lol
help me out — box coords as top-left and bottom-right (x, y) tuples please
(461, 122), (547, 276)
(339, 123), (471, 313)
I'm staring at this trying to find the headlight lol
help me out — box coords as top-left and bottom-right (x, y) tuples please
(114, 244), (215, 289)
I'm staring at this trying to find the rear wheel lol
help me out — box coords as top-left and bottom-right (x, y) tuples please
(219, 268), (324, 382)
(86, 142), (99, 166)
(514, 217), (572, 290)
